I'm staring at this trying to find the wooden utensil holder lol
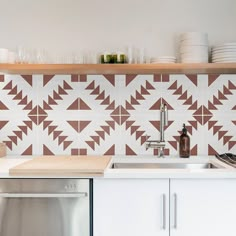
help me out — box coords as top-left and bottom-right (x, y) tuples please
(0, 143), (6, 157)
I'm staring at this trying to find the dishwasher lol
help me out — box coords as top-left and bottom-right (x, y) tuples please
(0, 179), (92, 236)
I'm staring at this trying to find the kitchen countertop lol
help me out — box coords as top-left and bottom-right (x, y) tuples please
(0, 155), (235, 179)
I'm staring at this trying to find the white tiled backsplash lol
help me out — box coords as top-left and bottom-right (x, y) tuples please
(0, 74), (235, 156)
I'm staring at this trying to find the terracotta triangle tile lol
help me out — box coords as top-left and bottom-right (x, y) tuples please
(53, 91), (62, 100)
(71, 74), (79, 82)
(79, 99), (91, 110)
(39, 115), (48, 125)
(229, 81), (236, 89)
(223, 136), (233, 145)
(232, 105), (236, 110)
(162, 74), (169, 82)
(43, 120), (52, 130)
(126, 120), (135, 130)
(43, 145), (54, 155)
(104, 74), (115, 86)
(0, 101), (8, 110)
(67, 121), (79, 132)
(203, 106), (212, 115)
(0, 121), (9, 129)
(13, 91), (22, 100)
(48, 96), (57, 105)
(140, 86), (150, 95)
(185, 125), (192, 135)
(168, 81), (177, 90)
(86, 81), (95, 90)
(189, 121), (198, 130)
(203, 116), (212, 125)
(91, 86), (100, 95)
(218, 91), (227, 100)
(186, 74), (198, 86)
(43, 101), (52, 110)
(136, 91), (145, 100)
(188, 101), (198, 110)
(193, 106), (203, 115)
(22, 145), (33, 155)
(208, 145), (218, 155)
(21, 75), (33, 86)
(130, 126), (140, 135)
(58, 136), (67, 145)
(120, 106), (130, 115)
(223, 85), (232, 95)
(63, 81), (73, 90)
(43, 75), (54, 86)
(53, 131), (63, 140)
(161, 99), (174, 110)
(96, 131), (105, 140)
(101, 96), (110, 105)
(18, 96), (28, 105)
(79, 121), (91, 132)
(218, 131), (227, 140)
(168, 141), (178, 150)
(38, 106), (47, 115)
(229, 141), (236, 150)
(3, 81), (12, 90)
(125, 101), (135, 110)
(12, 131), (22, 140)
(208, 74), (220, 87)
(232, 121), (236, 125)
(24, 101), (33, 110)
(179, 91), (188, 100)
(183, 96), (193, 105)
(106, 101), (115, 110)
(173, 86), (183, 95)
(28, 106), (37, 115)
(213, 96), (222, 105)
(193, 115), (203, 125)
(111, 115), (121, 125)
(154, 74), (161, 82)
(96, 91), (105, 100)
(208, 101), (218, 110)
(0, 74), (4, 82)
(28, 116), (38, 125)
(191, 144), (198, 155)
(91, 136), (100, 145)
(106, 121), (115, 130)
(126, 145), (136, 155)
(104, 145), (115, 155)
(4, 141), (12, 150)
(213, 126), (222, 135)
(67, 98), (79, 110)
(150, 99), (161, 110)
(111, 106), (120, 115)
(79, 75), (87, 82)
(130, 96), (140, 105)
(141, 135), (149, 145)
(101, 125), (110, 135)
(146, 81), (155, 90)
(173, 136), (180, 142)
(149, 121), (160, 131)
(208, 120), (217, 130)
(8, 136), (17, 145)
(121, 116), (129, 125)
(23, 121), (33, 130)
(18, 126), (27, 135)
(126, 74), (137, 86)
(48, 126), (57, 135)
(86, 141), (95, 150)
(136, 131), (145, 140)
(58, 86), (68, 95)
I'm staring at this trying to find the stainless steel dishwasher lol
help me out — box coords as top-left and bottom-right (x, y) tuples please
(0, 179), (92, 236)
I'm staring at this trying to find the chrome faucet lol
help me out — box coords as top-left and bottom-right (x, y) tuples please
(146, 103), (168, 157)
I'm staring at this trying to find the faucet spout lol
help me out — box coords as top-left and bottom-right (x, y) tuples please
(160, 103), (168, 142)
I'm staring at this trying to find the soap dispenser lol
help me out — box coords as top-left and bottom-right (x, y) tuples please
(179, 123), (190, 158)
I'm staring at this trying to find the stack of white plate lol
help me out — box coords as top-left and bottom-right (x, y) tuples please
(211, 43), (236, 63)
(150, 56), (176, 64)
(179, 32), (209, 63)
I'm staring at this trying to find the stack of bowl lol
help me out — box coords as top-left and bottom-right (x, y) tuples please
(179, 32), (209, 63)
(150, 56), (176, 64)
(211, 43), (236, 63)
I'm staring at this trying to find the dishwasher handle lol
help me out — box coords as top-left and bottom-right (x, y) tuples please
(0, 192), (88, 198)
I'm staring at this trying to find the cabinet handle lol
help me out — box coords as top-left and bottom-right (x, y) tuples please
(173, 193), (177, 229)
(161, 194), (166, 230)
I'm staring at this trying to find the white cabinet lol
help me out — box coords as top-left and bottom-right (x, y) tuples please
(93, 179), (169, 236)
(94, 178), (236, 236)
(170, 179), (236, 236)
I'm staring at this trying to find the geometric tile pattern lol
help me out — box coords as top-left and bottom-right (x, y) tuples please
(0, 73), (235, 156)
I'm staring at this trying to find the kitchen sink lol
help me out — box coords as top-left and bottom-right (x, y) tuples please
(110, 162), (223, 169)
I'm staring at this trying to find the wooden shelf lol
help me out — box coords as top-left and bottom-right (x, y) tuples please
(0, 63), (236, 75)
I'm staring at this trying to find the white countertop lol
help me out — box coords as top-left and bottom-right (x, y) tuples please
(0, 155), (236, 179)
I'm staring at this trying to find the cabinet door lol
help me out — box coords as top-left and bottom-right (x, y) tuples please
(93, 179), (169, 236)
(170, 179), (236, 236)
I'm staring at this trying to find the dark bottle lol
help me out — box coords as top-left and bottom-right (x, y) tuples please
(179, 124), (190, 158)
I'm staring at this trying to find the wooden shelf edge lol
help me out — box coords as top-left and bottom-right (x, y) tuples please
(0, 63), (236, 75)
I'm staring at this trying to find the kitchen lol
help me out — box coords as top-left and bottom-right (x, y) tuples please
(0, 0), (236, 235)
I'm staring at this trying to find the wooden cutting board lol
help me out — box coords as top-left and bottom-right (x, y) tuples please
(9, 155), (112, 176)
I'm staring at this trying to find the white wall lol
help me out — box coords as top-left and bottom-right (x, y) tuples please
(0, 0), (235, 60)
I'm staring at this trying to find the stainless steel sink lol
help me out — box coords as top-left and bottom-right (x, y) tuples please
(111, 162), (223, 169)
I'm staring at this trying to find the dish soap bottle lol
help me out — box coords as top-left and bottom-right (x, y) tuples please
(179, 124), (190, 158)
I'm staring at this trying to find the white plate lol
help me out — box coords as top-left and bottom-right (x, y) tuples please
(213, 60), (236, 63)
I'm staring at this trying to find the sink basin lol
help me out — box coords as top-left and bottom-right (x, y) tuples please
(111, 162), (223, 169)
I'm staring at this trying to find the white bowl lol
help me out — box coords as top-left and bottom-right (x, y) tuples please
(0, 48), (9, 63)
